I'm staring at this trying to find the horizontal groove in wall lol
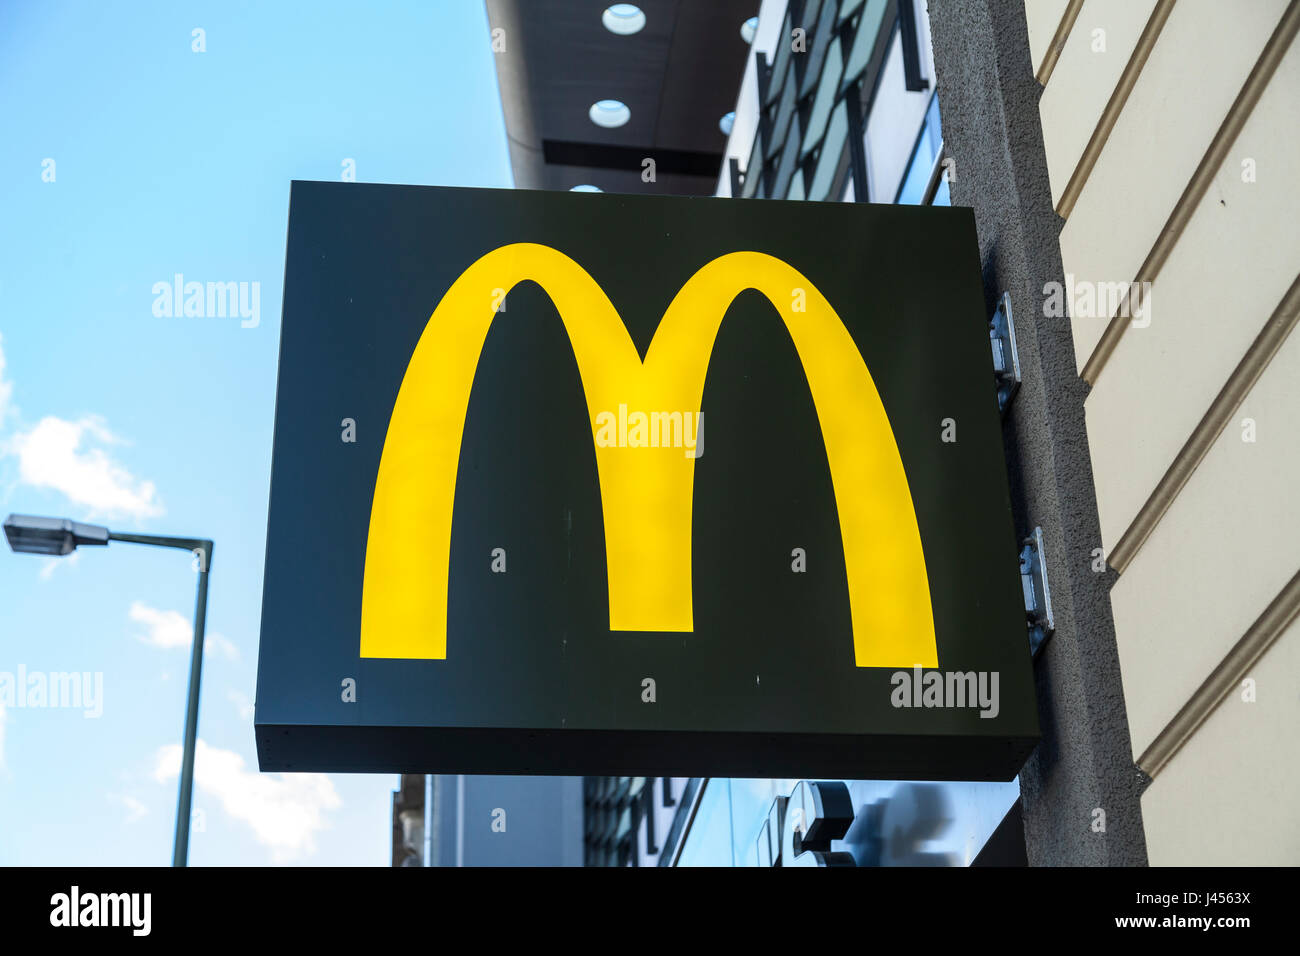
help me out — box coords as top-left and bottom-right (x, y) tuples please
(1138, 567), (1300, 779)
(1054, 0), (1175, 221)
(1036, 0), (1085, 87)
(1108, 272), (1300, 574)
(1081, 0), (1300, 384)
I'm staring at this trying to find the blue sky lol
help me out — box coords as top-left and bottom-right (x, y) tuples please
(0, 0), (512, 865)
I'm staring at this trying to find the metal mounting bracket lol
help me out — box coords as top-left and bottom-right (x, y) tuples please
(990, 292), (1021, 414)
(1020, 526), (1055, 657)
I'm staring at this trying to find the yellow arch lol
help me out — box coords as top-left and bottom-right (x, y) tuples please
(360, 242), (937, 668)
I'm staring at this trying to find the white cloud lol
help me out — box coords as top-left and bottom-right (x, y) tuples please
(8, 415), (162, 520)
(0, 333), (14, 424)
(207, 634), (240, 661)
(39, 549), (82, 580)
(130, 601), (191, 650)
(228, 690), (255, 721)
(0, 338), (161, 522)
(108, 792), (148, 824)
(152, 740), (341, 862)
(129, 602), (239, 660)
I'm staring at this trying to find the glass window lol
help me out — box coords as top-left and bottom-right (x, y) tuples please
(932, 175), (951, 206)
(729, 779), (788, 866)
(787, 170), (806, 200)
(864, 30), (934, 203)
(809, 100), (849, 201)
(801, 40), (844, 159)
(798, 0), (838, 100)
(841, 0), (889, 87)
(771, 114), (803, 198)
(678, 777), (1020, 867)
(895, 91), (942, 204)
(765, 8), (796, 106)
(767, 75), (798, 160)
(838, 0), (866, 26)
(742, 126), (764, 198)
(676, 780), (734, 866)
(798, 0), (826, 55)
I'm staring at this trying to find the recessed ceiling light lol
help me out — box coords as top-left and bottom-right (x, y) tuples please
(570, 184), (603, 192)
(719, 111), (736, 136)
(589, 99), (631, 128)
(740, 16), (759, 44)
(603, 4), (646, 36)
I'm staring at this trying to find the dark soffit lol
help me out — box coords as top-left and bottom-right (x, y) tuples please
(486, 0), (759, 193)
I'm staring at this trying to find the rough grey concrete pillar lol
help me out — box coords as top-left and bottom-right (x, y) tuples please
(925, 0), (1148, 865)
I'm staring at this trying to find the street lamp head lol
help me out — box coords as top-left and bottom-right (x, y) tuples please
(3, 514), (110, 556)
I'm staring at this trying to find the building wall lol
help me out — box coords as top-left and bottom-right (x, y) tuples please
(715, 0), (791, 195)
(1023, 0), (1300, 865)
(690, 0), (1024, 867)
(717, 0), (945, 205)
(674, 777), (1019, 866)
(424, 775), (584, 866)
(927, 0), (1148, 865)
(535, 0), (1297, 866)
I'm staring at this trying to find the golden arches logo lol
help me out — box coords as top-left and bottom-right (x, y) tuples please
(360, 243), (937, 668)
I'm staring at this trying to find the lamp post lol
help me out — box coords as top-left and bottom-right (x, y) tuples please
(3, 513), (213, 867)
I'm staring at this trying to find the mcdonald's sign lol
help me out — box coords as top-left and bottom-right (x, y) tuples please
(255, 182), (1038, 780)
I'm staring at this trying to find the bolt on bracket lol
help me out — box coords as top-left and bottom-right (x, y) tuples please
(1020, 526), (1055, 657)
(990, 292), (1021, 414)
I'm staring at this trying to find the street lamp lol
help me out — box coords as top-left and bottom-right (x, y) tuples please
(4, 513), (214, 867)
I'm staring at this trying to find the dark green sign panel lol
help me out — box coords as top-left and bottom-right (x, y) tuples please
(255, 181), (1038, 779)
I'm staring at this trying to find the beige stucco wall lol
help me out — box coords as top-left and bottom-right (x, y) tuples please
(1031, 0), (1300, 865)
